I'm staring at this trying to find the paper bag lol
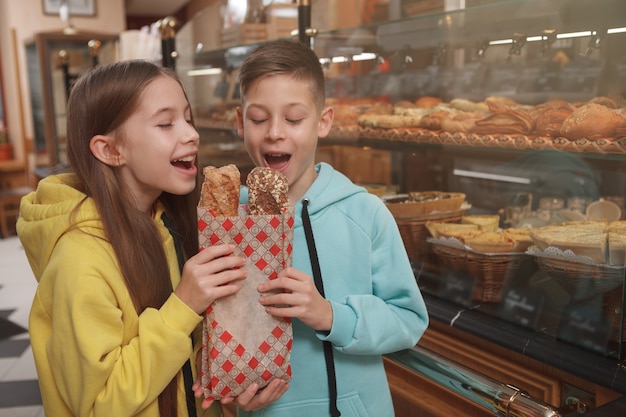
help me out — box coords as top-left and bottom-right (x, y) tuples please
(197, 206), (294, 400)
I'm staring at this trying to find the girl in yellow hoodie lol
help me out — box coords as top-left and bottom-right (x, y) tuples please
(17, 60), (286, 417)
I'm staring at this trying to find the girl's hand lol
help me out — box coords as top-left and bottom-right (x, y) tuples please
(220, 379), (289, 411)
(258, 267), (333, 331)
(192, 376), (288, 411)
(175, 244), (247, 314)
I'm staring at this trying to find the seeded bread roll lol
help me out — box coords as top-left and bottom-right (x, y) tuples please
(247, 167), (289, 215)
(199, 164), (240, 216)
(560, 103), (626, 140)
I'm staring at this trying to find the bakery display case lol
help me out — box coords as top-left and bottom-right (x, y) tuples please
(176, 0), (626, 414)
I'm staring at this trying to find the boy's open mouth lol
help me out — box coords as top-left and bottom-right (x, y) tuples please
(265, 153), (290, 170)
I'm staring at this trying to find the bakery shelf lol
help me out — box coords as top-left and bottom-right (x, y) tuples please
(195, 121), (626, 156)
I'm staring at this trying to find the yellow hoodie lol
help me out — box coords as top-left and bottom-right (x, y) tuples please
(17, 173), (220, 417)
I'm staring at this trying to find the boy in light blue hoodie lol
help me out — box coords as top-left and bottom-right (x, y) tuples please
(197, 38), (429, 417)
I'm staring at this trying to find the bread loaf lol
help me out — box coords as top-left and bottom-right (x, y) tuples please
(199, 164), (241, 216)
(247, 167), (289, 215)
(560, 103), (626, 140)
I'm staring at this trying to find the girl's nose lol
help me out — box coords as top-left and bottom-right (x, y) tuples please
(184, 124), (200, 144)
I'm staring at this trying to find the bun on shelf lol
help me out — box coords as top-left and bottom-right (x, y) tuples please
(560, 103), (626, 140)
(415, 96), (442, 108)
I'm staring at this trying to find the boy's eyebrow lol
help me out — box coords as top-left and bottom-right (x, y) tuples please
(246, 101), (310, 110)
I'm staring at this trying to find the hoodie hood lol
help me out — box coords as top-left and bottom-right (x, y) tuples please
(292, 162), (366, 227)
(17, 173), (105, 282)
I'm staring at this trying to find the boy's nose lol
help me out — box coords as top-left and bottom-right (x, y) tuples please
(266, 120), (284, 141)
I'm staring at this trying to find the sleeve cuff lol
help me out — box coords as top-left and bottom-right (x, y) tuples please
(160, 293), (203, 335)
(317, 301), (356, 347)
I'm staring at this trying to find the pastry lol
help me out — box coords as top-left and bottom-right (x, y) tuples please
(247, 167), (289, 215)
(415, 96), (442, 108)
(560, 103), (626, 140)
(474, 103), (534, 135)
(440, 112), (483, 133)
(465, 232), (516, 253)
(449, 98), (489, 113)
(530, 221), (608, 263)
(419, 111), (449, 130)
(535, 108), (572, 137)
(461, 215), (500, 232)
(425, 221), (481, 242)
(357, 114), (422, 128)
(332, 104), (360, 126)
(199, 164), (241, 216)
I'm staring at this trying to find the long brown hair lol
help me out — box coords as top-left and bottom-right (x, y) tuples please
(66, 59), (200, 417)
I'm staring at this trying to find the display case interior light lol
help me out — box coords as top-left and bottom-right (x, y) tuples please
(488, 27), (626, 46)
(320, 52), (377, 65)
(187, 67), (223, 76)
(453, 169), (531, 185)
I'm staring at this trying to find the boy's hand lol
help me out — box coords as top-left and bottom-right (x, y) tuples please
(257, 267), (333, 331)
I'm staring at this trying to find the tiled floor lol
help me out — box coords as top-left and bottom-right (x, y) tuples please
(0, 236), (43, 417)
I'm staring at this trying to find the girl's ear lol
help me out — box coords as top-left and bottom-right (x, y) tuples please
(236, 106), (244, 138)
(89, 134), (124, 167)
(318, 106), (334, 138)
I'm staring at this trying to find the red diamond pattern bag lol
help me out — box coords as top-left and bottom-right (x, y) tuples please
(197, 206), (294, 400)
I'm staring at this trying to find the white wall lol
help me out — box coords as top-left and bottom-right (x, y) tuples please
(0, 0), (126, 161)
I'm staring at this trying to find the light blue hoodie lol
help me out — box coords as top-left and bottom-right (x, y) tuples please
(240, 162), (429, 417)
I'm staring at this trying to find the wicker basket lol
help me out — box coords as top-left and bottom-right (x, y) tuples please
(430, 241), (527, 302)
(395, 210), (464, 267)
(534, 256), (624, 301)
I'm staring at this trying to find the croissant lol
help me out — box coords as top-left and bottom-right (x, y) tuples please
(535, 108), (573, 137)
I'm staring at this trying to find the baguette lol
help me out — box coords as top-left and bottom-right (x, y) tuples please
(199, 164), (241, 216)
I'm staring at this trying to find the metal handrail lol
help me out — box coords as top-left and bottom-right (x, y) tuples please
(387, 346), (562, 417)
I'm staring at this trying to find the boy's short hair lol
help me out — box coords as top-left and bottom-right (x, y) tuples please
(239, 39), (326, 110)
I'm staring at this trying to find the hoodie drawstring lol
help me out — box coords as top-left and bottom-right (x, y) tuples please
(302, 199), (341, 417)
